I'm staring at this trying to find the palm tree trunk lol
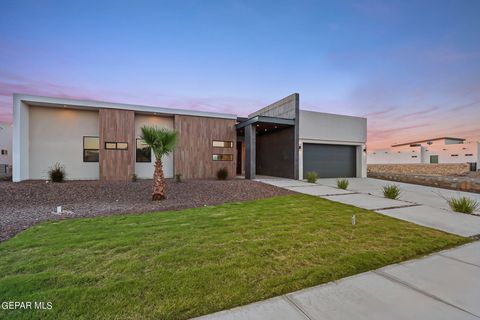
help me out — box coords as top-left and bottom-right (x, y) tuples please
(152, 158), (166, 200)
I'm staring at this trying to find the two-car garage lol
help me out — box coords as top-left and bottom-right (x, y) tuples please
(302, 143), (357, 179)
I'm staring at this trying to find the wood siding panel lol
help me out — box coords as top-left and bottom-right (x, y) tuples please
(99, 108), (135, 181)
(174, 115), (236, 179)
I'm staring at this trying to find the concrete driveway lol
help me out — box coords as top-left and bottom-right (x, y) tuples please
(193, 241), (480, 320)
(257, 177), (480, 237)
(316, 177), (480, 212)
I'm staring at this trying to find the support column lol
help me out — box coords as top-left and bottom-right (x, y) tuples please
(245, 124), (256, 179)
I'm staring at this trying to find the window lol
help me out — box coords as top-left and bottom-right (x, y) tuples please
(117, 142), (128, 150)
(105, 142), (117, 150)
(451, 154), (459, 157)
(412, 155), (418, 158)
(136, 139), (151, 163)
(465, 154), (473, 156)
(83, 136), (99, 162)
(105, 142), (128, 150)
(1, 149), (7, 155)
(212, 154), (233, 161)
(212, 140), (233, 148)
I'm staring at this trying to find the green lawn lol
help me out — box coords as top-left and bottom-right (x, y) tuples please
(0, 194), (468, 319)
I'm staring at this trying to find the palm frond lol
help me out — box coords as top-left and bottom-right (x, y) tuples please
(140, 126), (178, 159)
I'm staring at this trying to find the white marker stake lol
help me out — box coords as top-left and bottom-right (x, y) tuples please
(352, 214), (356, 225)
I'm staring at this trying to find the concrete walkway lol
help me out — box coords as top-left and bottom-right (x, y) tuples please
(256, 177), (480, 237)
(193, 242), (480, 319)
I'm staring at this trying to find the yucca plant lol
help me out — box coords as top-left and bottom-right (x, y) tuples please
(447, 196), (479, 214)
(306, 171), (318, 183)
(337, 178), (349, 190)
(383, 184), (401, 200)
(217, 168), (229, 180)
(140, 126), (178, 200)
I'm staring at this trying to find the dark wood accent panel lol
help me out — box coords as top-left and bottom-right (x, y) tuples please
(174, 115), (236, 179)
(99, 109), (135, 181)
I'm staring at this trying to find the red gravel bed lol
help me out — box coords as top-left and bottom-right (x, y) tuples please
(0, 179), (293, 242)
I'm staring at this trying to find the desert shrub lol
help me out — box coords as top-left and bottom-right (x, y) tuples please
(48, 163), (65, 182)
(175, 174), (182, 183)
(217, 168), (228, 180)
(306, 171), (318, 183)
(447, 196), (479, 214)
(337, 178), (349, 189)
(131, 173), (138, 182)
(382, 184), (401, 199)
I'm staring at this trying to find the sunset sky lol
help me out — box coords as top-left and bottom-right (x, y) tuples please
(1, 0), (479, 149)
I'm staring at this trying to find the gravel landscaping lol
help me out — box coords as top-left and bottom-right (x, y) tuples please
(0, 179), (293, 242)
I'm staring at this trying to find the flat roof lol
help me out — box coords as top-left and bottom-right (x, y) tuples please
(392, 137), (465, 147)
(14, 94), (238, 120)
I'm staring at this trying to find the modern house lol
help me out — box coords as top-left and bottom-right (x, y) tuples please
(12, 93), (367, 182)
(368, 137), (479, 169)
(0, 122), (12, 177)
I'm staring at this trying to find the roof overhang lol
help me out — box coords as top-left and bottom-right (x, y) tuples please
(235, 116), (295, 129)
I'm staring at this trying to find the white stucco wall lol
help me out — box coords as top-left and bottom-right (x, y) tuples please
(0, 122), (12, 175)
(29, 107), (99, 180)
(368, 141), (479, 165)
(134, 115), (174, 179)
(299, 110), (367, 143)
(298, 110), (367, 178)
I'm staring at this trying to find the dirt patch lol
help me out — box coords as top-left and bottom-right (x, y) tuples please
(0, 179), (294, 242)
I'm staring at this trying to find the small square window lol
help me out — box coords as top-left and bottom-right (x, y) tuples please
(105, 142), (117, 150)
(212, 140), (233, 148)
(212, 154), (233, 161)
(1, 149), (7, 155)
(116, 142), (128, 150)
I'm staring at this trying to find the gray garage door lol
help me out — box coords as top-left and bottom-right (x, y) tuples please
(303, 143), (356, 178)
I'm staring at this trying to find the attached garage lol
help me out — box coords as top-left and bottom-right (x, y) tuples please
(303, 143), (357, 178)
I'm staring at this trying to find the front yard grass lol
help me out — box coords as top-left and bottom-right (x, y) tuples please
(0, 194), (468, 319)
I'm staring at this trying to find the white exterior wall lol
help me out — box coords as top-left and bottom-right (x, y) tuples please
(134, 115), (174, 179)
(298, 110), (367, 179)
(0, 122), (12, 175)
(368, 140), (479, 166)
(368, 146), (423, 164)
(425, 142), (478, 164)
(29, 107), (99, 180)
(13, 97), (29, 181)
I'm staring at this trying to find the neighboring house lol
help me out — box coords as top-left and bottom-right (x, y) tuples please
(12, 93), (367, 182)
(368, 137), (480, 169)
(0, 122), (12, 176)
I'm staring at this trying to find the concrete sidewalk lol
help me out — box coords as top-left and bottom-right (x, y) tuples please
(193, 242), (480, 320)
(256, 177), (480, 237)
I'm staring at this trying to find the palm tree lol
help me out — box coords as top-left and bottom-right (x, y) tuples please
(140, 126), (178, 200)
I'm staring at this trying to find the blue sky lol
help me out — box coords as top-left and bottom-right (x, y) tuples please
(1, 0), (479, 148)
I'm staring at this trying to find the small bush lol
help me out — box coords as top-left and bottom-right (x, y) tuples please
(175, 174), (182, 183)
(306, 171), (318, 183)
(383, 184), (401, 199)
(337, 178), (349, 189)
(48, 162), (65, 182)
(447, 196), (479, 214)
(131, 174), (137, 182)
(217, 168), (228, 180)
